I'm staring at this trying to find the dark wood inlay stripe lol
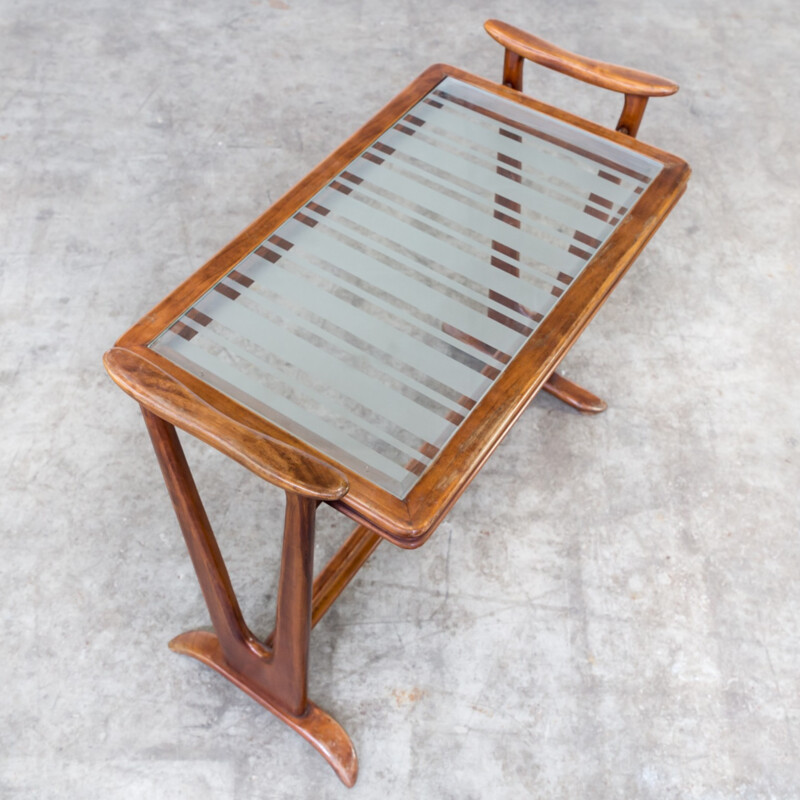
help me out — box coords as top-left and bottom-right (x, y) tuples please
(406, 459), (427, 476)
(362, 151), (384, 165)
(494, 209), (521, 228)
(491, 255), (520, 277)
(269, 234), (294, 250)
(394, 123), (417, 136)
(494, 194), (521, 214)
(497, 152), (522, 169)
(599, 170), (623, 185)
(419, 442), (440, 459)
(551, 286), (564, 297)
(214, 283), (240, 300)
(255, 245), (282, 263)
(341, 171), (363, 185)
(186, 307), (212, 326)
(373, 141), (395, 156)
(229, 269), (255, 287)
(568, 244), (591, 261)
(487, 307), (534, 336)
(404, 114), (425, 126)
(423, 98), (443, 108)
(172, 321), (198, 341)
(557, 271), (573, 285)
(588, 193), (614, 209)
(496, 166), (522, 183)
(446, 409), (467, 425)
(574, 231), (601, 248)
(435, 90), (652, 183)
(492, 240), (520, 260)
(295, 212), (318, 228)
(584, 205), (610, 222)
(499, 128), (523, 143)
(330, 179), (352, 194)
(489, 289), (543, 322)
(306, 201), (330, 216)
(442, 321), (513, 364)
(444, 410), (465, 425)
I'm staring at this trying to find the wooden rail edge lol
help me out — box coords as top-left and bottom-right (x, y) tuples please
(103, 347), (349, 501)
(484, 19), (679, 97)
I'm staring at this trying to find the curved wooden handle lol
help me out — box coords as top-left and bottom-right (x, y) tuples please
(484, 19), (678, 97)
(103, 348), (349, 501)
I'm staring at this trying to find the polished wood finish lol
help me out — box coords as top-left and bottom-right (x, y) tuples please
(106, 347), (348, 501)
(480, 20), (683, 410)
(543, 371), (607, 414)
(310, 526), (382, 631)
(484, 19), (678, 96)
(109, 62), (689, 546)
(168, 630), (357, 785)
(104, 22), (689, 787)
(616, 93), (650, 138)
(264, 524), (382, 648)
(142, 407), (358, 785)
(484, 18), (678, 137)
(502, 47), (525, 92)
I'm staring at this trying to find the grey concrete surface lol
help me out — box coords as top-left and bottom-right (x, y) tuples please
(1, 1), (798, 798)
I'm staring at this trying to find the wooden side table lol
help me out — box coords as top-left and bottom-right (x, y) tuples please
(104, 20), (690, 786)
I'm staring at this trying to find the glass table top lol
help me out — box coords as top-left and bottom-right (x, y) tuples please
(149, 76), (662, 498)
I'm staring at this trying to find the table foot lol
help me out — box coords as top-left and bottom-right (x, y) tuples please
(543, 371), (607, 414)
(141, 410), (361, 786)
(170, 629), (358, 787)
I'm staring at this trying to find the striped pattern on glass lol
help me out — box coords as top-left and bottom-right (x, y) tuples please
(150, 77), (662, 498)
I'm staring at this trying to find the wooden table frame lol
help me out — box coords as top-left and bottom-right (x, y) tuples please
(103, 20), (690, 787)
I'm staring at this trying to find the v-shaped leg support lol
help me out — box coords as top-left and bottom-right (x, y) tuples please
(142, 409), (358, 787)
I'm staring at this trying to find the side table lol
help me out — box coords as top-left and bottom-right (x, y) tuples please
(104, 20), (690, 786)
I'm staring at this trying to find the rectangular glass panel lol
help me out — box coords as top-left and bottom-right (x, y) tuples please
(150, 76), (662, 497)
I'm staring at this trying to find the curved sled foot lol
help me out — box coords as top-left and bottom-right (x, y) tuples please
(543, 371), (607, 414)
(169, 629), (359, 787)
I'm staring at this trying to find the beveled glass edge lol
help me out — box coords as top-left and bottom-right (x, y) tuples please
(401, 154), (691, 540)
(145, 71), (670, 357)
(113, 62), (690, 543)
(146, 73), (665, 500)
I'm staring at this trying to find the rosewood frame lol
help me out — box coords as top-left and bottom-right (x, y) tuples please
(103, 22), (689, 787)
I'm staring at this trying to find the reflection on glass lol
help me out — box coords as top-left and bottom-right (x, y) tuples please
(150, 77), (662, 497)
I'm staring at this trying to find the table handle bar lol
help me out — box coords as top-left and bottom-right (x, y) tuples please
(103, 347), (349, 501)
(484, 19), (678, 97)
(484, 19), (678, 136)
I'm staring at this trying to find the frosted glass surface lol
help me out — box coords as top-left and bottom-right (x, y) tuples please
(151, 77), (661, 497)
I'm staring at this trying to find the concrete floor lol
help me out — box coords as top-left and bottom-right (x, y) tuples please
(2, 0), (798, 797)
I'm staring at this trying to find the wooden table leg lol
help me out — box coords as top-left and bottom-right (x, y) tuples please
(542, 371), (607, 414)
(141, 407), (358, 787)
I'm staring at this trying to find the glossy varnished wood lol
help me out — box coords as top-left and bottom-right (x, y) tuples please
(485, 18), (678, 137)
(108, 60), (689, 546)
(168, 630), (358, 787)
(616, 93), (651, 137)
(142, 408), (358, 785)
(104, 21), (690, 787)
(542, 371), (608, 414)
(108, 348), (348, 501)
(263, 524), (382, 649)
(484, 19), (678, 96)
